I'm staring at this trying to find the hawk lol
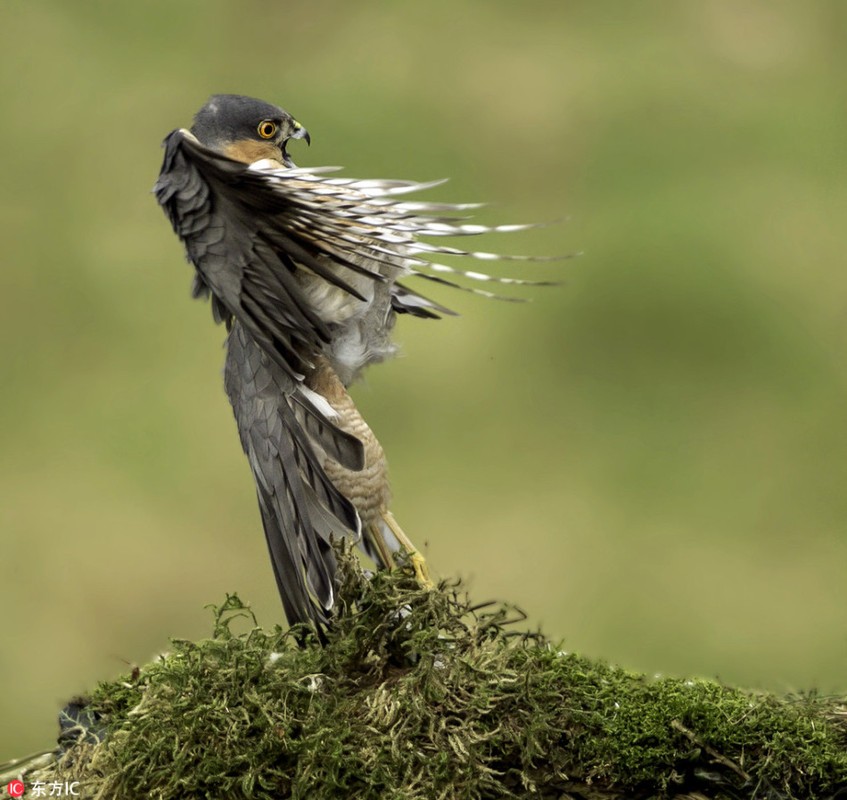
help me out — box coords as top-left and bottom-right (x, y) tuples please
(155, 94), (553, 631)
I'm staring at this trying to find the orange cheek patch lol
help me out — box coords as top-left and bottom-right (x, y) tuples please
(223, 140), (282, 164)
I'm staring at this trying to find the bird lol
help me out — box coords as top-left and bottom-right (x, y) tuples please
(154, 93), (555, 632)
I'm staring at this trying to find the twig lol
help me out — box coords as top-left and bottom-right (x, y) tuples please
(671, 718), (751, 783)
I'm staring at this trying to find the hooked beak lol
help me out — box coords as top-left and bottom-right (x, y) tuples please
(282, 121), (310, 167)
(291, 121), (311, 146)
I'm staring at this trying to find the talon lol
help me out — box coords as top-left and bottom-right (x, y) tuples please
(409, 551), (434, 589)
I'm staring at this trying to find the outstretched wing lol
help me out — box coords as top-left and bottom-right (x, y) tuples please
(156, 129), (560, 344)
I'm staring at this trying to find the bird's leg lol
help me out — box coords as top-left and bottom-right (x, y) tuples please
(306, 356), (433, 589)
(380, 509), (433, 589)
(365, 522), (396, 571)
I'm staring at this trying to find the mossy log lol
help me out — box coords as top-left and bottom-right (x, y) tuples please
(3, 547), (847, 799)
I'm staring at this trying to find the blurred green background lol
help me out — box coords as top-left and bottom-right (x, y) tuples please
(3, 1), (847, 759)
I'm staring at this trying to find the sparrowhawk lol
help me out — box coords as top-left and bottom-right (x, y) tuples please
(154, 94), (553, 632)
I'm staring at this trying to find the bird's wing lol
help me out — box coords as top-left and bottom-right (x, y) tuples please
(154, 129), (375, 381)
(156, 129), (561, 334)
(246, 163), (564, 312)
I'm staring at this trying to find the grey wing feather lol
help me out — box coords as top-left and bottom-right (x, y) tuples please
(225, 324), (360, 628)
(155, 130), (334, 380)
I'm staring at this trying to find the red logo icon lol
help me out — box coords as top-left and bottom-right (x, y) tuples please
(6, 780), (25, 798)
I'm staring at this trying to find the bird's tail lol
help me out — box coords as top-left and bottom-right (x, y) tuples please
(226, 324), (364, 631)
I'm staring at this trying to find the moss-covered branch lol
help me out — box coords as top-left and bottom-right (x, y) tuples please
(4, 548), (847, 799)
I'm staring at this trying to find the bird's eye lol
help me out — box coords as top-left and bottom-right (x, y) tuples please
(257, 120), (277, 139)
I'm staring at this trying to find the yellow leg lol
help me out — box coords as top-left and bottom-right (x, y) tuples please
(381, 509), (434, 589)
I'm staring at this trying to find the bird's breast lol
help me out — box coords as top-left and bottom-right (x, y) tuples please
(295, 259), (398, 385)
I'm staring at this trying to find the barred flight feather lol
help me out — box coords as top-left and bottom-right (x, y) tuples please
(250, 165), (568, 298)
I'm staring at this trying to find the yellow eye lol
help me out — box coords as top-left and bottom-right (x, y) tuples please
(257, 120), (277, 139)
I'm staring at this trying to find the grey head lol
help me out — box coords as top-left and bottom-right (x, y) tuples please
(190, 93), (310, 166)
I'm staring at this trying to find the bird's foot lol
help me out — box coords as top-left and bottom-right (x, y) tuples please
(408, 550), (434, 590)
(380, 509), (434, 590)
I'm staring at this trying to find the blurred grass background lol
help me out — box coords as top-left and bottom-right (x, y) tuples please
(2, 0), (847, 759)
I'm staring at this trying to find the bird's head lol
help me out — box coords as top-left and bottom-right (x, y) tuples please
(190, 93), (310, 167)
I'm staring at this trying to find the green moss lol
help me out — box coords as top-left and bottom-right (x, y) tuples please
(18, 548), (847, 799)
